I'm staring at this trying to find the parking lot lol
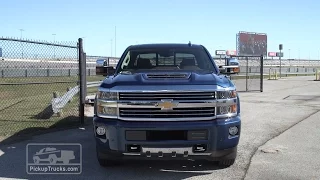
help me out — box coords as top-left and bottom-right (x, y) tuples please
(0, 76), (319, 180)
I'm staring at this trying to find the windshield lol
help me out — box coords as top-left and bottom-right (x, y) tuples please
(116, 47), (217, 74)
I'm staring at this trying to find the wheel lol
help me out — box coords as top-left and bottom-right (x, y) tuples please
(96, 147), (121, 167)
(48, 154), (57, 164)
(218, 158), (235, 167)
(33, 156), (40, 164)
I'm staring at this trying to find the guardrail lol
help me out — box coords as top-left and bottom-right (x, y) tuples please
(266, 70), (316, 80)
(51, 81), (102, 115)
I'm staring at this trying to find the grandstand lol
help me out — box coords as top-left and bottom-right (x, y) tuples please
(1, 55), (320, 69)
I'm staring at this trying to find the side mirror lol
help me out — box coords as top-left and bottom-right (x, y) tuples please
(96, 59), (115, 76)
(219, 65), (240, 75)
(96, 66), (115, 76)
(219, 66), (226, 73)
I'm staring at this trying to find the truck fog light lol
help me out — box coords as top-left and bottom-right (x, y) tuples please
(229, 126), (238, 136)
(96, 126), (106, 135)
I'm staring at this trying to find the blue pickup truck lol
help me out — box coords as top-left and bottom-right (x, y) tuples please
(93, 43), (241, 167)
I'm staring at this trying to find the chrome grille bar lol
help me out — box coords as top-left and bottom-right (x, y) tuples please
(119, 107), (215, 118)
(119, 108), (215, 113)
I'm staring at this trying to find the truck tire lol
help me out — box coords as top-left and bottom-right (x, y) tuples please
(218, 159), (235, 167)
(96, 148), (121, 167)
(48, 154), (57, 164)
(33, 156), (40, 164)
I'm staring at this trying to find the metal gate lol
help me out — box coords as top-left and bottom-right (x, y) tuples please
(0, 37), (87, 138)
(229, 55), (264, 92)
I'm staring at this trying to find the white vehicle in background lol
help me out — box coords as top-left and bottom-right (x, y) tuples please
(227, 58), (240, 74)
(228, 58), (240, 66)
(218, 57), (240, 74)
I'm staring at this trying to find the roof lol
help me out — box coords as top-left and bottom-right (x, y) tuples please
(127, 43), (204, 50)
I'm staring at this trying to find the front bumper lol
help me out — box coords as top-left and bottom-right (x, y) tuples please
(93, 116), (240, 160)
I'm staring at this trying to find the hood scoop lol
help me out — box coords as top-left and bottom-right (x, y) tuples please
(145, 73), (191, 79)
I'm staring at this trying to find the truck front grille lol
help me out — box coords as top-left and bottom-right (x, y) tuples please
(119, 107), (215, 118)
(119, 91), (216, 101)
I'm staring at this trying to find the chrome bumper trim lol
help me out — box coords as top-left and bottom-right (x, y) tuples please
(123, 147), (212, 157)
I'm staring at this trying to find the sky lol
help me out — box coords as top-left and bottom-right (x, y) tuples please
(1, 0), (320, 59)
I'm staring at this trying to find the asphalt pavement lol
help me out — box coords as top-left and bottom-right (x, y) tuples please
(0, 76), (320, 180)
(244, 111), (320, 180)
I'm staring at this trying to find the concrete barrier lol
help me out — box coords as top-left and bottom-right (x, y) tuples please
(52, 86), (79, 114)
(51, 81), (102, 114)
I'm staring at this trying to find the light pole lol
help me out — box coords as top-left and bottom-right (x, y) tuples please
(218, 46), (223, 62)
(52, 33), (56, 42)
(52, 34), (56, 59)
(114, 26), (117, 57)
(279, 44), (283, 78)
(110, 39), (113, 57)
(19, 29), (24, 58)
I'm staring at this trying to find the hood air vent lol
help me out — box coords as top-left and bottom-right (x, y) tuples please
(146, 73), (190, 79)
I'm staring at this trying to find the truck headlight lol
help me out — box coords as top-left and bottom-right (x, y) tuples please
(218, 104), (237, 114)
(217, 90), (237, 99)
(97, 91), (118, 100)
(96, 101), (117, 117)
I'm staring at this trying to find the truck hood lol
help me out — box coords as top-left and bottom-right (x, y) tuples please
(100, 71), (234, 89)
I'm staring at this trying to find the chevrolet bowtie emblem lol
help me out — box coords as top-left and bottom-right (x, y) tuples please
(156, 100), (178, 110)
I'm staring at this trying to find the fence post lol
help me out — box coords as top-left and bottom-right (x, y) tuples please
(260, 55), (263, 92)
(78, 38), (85, 125)
(83, 52), (87, 99)
(246, 56), (249, 91)
(269, 68), (271, 80)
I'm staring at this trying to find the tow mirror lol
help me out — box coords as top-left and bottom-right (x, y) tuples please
(96, 59), (115, 76)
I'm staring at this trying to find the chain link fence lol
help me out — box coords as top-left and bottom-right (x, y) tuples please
(213, 56), (320, 67)
(0, 37), (88, 137)
(229, 55), (264, 92)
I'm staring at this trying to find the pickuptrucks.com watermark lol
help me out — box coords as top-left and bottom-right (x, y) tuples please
(26, 143), (82, 174)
